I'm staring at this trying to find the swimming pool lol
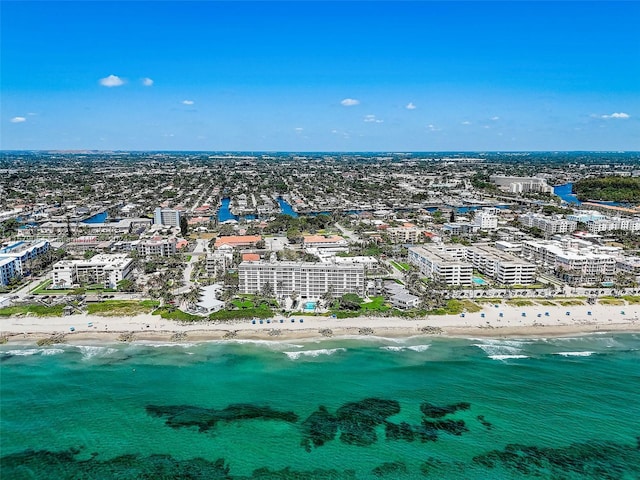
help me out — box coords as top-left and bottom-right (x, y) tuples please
(472, 277), (487, 286)
(303, 301), (316, 311)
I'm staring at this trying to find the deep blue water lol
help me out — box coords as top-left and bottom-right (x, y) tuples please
(554, 183), (627, 207)
(277, 197), (299, 217)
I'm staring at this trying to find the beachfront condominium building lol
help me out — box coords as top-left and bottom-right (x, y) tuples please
(465, 244), (536, 285)
(408, 245), (473, 286)
(51, 254), (133, 289)
(519, 213), (577, 236)
(238, 260), (365, 298)
(154, 207), (182, 227)
(0, 240), (51, 281)
(0, 257), (21, 286)
(521, 240), (617, 284)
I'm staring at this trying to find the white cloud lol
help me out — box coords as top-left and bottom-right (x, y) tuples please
(182, 100), (195, 105)
(10, 116), (26, 123)
(99, 74), (125, 87)
(601, 112), (630, 119)
(427, 124), (441, 132)
(341, 98), (360, 107)
(294, 127), (304, 132)
(364, 114), (383, 123)
(491, 116), (500, 121)
(461, 121), (471, 125)
(142, 77), (154, 86)
(405, 102), (417, 110)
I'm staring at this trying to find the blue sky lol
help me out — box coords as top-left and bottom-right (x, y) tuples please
(2, 1), (639, 151)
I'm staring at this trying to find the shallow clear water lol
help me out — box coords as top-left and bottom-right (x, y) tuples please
(1, 334), (639, 479)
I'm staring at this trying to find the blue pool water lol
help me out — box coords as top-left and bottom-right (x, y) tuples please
(304, 301), (316, 310)
(473, 277), (487, 286)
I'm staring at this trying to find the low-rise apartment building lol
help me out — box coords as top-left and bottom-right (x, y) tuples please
(386, 226), (423, 244)
(0, 257), (20, 286)
(519, 213), (577, 235)
(0, 240), (51, 283)
(136, 237), (177, 257)
(214, 235), (262, 249)
(51, 254), (133, 289)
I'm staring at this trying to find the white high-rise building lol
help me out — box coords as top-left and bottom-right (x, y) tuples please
(154, 208), (182, 227)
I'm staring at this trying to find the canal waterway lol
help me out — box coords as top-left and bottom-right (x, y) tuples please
(553, 183), (581, 205)
(82, 212), (108, 224)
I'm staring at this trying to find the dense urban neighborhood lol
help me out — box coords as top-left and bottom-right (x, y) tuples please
(1, 151), (639, 323)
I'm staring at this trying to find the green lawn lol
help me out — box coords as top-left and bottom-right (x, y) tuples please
(425, 299), (482, 315)
(360, 296), (390, 313)
(0, 304), (64, 317)
(390, 261), (410, 272)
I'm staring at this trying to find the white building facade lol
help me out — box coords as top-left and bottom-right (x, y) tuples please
(408, 245), (473, 286)
(51, 254), (133, 289)
(238, 260), (365, 298)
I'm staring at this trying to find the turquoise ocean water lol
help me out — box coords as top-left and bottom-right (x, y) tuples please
(1, 334), (639, 479)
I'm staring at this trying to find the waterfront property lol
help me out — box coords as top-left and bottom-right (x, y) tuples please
(465, 244), (536, 285)
(238, 260), (365, 299)
(408, 245), (473, 286)
(51, 254), (133, 289)
(0, 240), (51, 284)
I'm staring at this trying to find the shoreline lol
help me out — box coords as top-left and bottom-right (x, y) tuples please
(2, 303), (639, 345)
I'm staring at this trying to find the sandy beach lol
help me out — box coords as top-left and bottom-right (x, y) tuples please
(1, 302), (639, 345)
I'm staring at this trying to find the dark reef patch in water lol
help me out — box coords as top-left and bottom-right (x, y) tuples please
(473, 440), (640, 479)
(0, 448), (359, 480)
(146, 404), (299, 432)
(371, 461), (408, 477)
(0, 448), (232, 479)
(300, 406), (339, 451)
(148, 398), (478, 450)
(422, 419), (469, 436)
(250, 466), (356, 479)
(420, 401), (470, 418)
(335, 398), (401, 446)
